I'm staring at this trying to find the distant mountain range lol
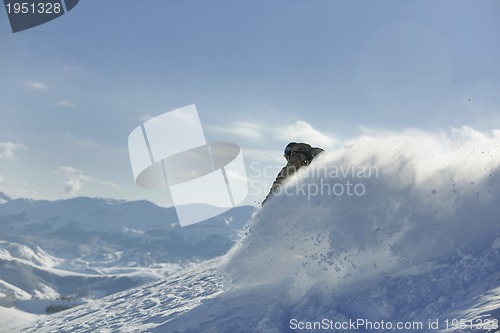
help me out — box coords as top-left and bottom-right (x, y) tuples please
(0, 192), (254, 315)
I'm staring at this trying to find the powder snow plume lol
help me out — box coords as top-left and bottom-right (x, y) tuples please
(222, 126), (500, 301)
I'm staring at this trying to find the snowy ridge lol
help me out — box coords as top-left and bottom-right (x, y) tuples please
(20, 127), (500, 332)
(0, 241), (159, 304)
(0, 194), (9, 205)
(0, 241), (60, 268)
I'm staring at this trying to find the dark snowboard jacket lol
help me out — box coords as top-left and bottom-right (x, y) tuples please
(264, 143), (321, 204)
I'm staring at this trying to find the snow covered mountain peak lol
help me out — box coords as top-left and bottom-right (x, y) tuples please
(0, 192), (11, 205)
(0, 241), (60, 268)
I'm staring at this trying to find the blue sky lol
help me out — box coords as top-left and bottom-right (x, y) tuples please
(1, 0), (499, 206)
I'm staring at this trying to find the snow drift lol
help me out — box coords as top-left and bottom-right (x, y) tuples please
(20, 126), (500, 332)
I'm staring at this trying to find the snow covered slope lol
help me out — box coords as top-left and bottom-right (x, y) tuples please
(0, 306), (38, 332)
(20, 127), (500, 332)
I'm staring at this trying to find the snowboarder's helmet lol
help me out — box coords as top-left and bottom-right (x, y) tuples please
(284, 142), (297, 159)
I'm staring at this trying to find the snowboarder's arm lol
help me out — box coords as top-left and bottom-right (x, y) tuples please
(262, 156), (304, 204)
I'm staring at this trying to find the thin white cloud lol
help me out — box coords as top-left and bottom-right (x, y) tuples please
(56, 166), (121, 195)
(0, 174), (3, 182)
(138, 115), (154, 122)
(48, 133), (99, 148)
(55, 100), (77, 108)
(24, 80), (48, 91)
(57, 166), (91, 194)
(0, 142), (27, 159)
(242, 148), (285, 163)
(275, 120), (338, 149)
(0, 185), (41, 201)
(211, 120), (337, 149)
(210, 122), (266, 140)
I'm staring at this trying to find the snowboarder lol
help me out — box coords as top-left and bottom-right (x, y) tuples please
(262, 142), (324, 204)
